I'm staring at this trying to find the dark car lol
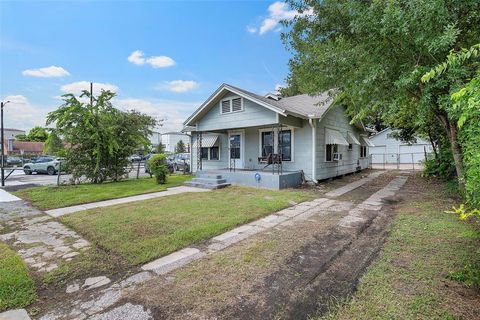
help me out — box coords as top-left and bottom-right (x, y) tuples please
(6, 156), (23, 166)
(173, 153), (190, 172)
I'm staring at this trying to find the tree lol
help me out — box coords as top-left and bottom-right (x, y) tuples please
(282, 0), (480, 188)
(47, 89), (156, 183)
(156, 143), (166, 154)
(43, 131), (64, 156)
(175, 140), (186, 154)
(26, 126), (49, 142)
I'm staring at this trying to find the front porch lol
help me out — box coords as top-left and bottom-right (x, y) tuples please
(195, 169), (304, 190)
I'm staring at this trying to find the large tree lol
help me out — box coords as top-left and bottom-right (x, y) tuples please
(282, 0), (480, 187)
(47, 90), (156, 183)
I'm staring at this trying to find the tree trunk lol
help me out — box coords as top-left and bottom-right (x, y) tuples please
(437, 113), (465, 188)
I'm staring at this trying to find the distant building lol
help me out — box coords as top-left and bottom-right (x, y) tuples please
(1, 128), (26, 154)
(161, 132), (190, 153)
(12, 141), (45, 155)
(149, 131), (162, 147)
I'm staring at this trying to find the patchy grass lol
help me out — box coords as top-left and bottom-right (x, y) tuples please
(61, 186), (315, 265)
(0, 242), (36, 311)
(319, 178), (480, 320)
(14, 175), (191, 210)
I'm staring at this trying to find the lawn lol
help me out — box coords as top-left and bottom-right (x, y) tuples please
(14, 175), (191, 210)
(61, 186), (315, 265)
(0, 243), (36, 312)
(319, 179), (480, 320)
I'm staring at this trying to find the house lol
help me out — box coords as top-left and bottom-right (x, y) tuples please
(183, 83), (374, 189)
(2, 128), (26, 153)
(12, 141), (44, 155)
(161, 132), (190, 153)
(369, 128), (433, 169)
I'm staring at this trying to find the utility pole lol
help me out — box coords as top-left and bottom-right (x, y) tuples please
(1, 100), (11, 187)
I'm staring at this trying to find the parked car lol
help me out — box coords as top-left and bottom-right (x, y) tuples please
(6, 156), (23, 166)
(173, 153), (190, 172)
(144, 154), (174, 175)
(23, 156), (64, 175)
(127, 154), (142, 162)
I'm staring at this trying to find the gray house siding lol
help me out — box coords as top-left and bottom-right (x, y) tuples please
(196, 92), (278, 132)
(315, 105), (369, 180)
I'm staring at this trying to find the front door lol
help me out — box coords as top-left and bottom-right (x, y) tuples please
(229, 132), (243, 169)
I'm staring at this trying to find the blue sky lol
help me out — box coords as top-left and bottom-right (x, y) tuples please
(0, 0), (303, 132)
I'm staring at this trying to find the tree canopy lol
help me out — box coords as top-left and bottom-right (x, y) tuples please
(282, 0), (480, 193)
(47, 90), (156, 183)
(16, 126), (49, 142)
(175, 140), (186, 154)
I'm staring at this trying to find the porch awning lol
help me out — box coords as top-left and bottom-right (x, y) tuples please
(325, 129), (349, 146)
(346, 132), (361, 145)
(193, 135), (219, 148)
(361, 136), (375, 147)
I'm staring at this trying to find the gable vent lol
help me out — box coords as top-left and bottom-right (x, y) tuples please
(232, 98), (242, 112)
(221, 100), (231, 114)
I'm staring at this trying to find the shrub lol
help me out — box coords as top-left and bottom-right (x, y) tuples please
(148, 153), (169, 184)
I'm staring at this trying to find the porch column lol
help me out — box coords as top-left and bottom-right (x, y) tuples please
(309, 118), (317, 183)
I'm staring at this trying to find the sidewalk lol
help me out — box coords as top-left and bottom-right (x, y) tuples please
(0, 188), (21, 202)
(45, 186), (210, 217)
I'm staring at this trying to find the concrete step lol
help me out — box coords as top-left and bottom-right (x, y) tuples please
(184, 181), (231, 190)
(192, 177), (228, 185)
(196, 173), (223, 179)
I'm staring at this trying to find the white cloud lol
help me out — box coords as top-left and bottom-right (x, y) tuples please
(60, 81), (119, 95)
(127, 50), (175, 68)
(250, 1), (313, 35)
(156, 80), (199, 93)
(2, 95), (53, 129)
(22, 65), (70, 78)
(115, 97), (199, 133)
(246, 25), (257, 33)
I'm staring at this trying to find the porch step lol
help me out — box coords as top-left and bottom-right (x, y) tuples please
(184, 174), (231, 190)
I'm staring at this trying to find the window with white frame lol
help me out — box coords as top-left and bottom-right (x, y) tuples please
(259, 129), (294, 161)
(326, 144), (338, 162)
(220, 97), (243, 114)
(360, 145), (367, 158)
(201, 146), (220, 160)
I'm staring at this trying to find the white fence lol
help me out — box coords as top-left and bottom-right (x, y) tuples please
(370, 152), (431, 170)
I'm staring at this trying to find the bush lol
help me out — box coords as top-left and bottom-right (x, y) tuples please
(148, 154), (169, 184)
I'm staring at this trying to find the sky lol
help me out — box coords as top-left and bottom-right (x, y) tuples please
(0, 0), (305, 133)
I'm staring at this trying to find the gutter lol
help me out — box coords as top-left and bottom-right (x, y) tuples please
(308, 117), (318, 184)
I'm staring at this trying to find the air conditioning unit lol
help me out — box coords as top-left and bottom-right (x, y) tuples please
(333, 153), (342, 161)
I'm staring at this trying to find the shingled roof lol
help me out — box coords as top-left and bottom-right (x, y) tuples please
(184, 83), (336, 126)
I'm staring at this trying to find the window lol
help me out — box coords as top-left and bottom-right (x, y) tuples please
(360, 145), (367, 158)
(210, 147), (219, 160)
(326, 144), (338, 162)
(201, 147), (209, 160)
(232, 98), (242, 112)
(348, 143), (353, 151)
(230, 134), (241, 159)
(221, 97), (243, 114)
(261, 131), (274, 157)
(279, 130), (292, 161)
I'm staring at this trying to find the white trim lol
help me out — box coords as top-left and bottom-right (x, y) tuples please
(228, 130), (245, 169)
(308, 119), (317, 182)
(257, 126), (295, 162)
(219, 95), (244, 115)
(184, 84), (288, 126)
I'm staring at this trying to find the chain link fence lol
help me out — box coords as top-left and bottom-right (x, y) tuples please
(370, 152), (433, 170)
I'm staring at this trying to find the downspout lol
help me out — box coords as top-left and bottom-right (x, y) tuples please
(308, 118), (318, 184)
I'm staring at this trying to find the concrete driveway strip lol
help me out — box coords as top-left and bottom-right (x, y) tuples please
(0, 189), (21, 202)
(45, 186), (210, 218)
(324, 171), (385, 198)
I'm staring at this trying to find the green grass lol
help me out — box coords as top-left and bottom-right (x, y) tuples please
(14, 175), (191, 210)
(61, 186), (315, 265)
(318, 190), (480, 319)
(0, 243), (36, 311)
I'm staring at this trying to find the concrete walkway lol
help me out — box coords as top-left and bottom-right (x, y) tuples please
(45, 186), (210, 218)
(0, 188), (21, 202)
(324, 171), (385, 198)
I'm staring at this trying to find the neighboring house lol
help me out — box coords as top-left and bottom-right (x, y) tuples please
(183, 83), (374, 189)
(149, 131), (162, 148)
(12, 141), (45, 155)
(3, 128), (26, 153)
(161, 132), (190, 153)
(369, 128), (433, 166)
